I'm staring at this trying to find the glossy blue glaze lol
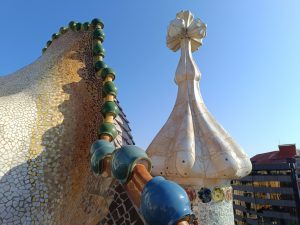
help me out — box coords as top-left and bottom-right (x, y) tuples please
(90, 140), (115, 175)
(90, 139), (115, 155)
(111, 145), (151, 184)
(140, 176), (193, 225)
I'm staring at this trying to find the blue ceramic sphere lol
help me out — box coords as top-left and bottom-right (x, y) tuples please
(90, 139), (115, 155)
(111, 145), (151, 184)
(90, 140), (115, 175)
(140, 176), (193, 225)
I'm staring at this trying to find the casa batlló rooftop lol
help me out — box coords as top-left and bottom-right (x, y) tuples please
(0, 5), (298, 225)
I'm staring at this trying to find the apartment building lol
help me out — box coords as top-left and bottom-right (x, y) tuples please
(232, 144), (300, 225)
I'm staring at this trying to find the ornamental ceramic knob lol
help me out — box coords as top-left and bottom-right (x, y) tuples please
(140, 176), (193, 225)
(146, 10), (252, 225)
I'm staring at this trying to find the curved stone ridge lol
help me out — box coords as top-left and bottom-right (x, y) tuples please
(42, 19), (104, 54)
(0, 18), (133, 225)
(0, 14), (194, 225)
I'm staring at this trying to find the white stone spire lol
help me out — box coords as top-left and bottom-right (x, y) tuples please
(147, 11), (252, 224)
(146, 10), (252, 187)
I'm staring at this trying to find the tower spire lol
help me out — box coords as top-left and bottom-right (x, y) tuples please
(147, 10), (252, 225)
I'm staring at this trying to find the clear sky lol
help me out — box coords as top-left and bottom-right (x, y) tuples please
(0, 1), (299, 157)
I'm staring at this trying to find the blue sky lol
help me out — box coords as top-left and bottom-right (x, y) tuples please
(0, 1), (299, 157)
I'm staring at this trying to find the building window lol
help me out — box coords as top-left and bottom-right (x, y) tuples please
(254, 192), (294, 201)
(232, 180), (253, 186)
(253, 181), (292, 188)
(269, 170), (291, 175)
(235, 209), (244, 217)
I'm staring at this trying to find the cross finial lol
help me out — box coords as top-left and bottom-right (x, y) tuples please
(166, 10), (207, 52)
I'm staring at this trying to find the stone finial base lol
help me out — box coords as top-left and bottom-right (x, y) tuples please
(184, 185), (234, 225)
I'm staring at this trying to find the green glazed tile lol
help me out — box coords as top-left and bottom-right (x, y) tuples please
(42, 47), (47, 54)
(52, 33), (60, 40)
(93, 43), (105, 57)
(101, 101), (120, 118)
(103, 81), (117, 97)
(46, 40), (52, 47)
(101, 67), (116, 81)
(68, 21), (77, 30)
(91, 18), (104, 29)
(94, 60), (107, 72)
(93, 29), (105, 42)
(83, 22), (90, 31)
(98, 122), (118, 140)
(76, 22), (82, 31)
(59, 26), (68, 34)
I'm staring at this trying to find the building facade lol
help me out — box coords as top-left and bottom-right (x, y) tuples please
(232, 144), (300, 225)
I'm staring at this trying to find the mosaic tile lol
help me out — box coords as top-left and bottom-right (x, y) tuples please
(0, 26), (136, 224)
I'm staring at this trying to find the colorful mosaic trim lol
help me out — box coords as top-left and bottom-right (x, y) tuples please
(87, 20), (153, 183)
(44, 18), (195, 225)
(42, 19), (119, 148)
(42, 17), (120, 158)
(185, 186), (233, 204)
(42, 18), (104, 54)
(87, 21), (195, 224)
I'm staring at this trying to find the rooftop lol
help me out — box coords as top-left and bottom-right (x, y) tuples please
(251, 144), (299, 164)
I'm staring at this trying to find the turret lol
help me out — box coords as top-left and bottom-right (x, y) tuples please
(147, 11), (252, 224)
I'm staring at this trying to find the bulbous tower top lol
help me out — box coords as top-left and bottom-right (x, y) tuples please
(146, 10), (252, 187)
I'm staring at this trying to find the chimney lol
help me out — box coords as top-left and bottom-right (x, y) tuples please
(279, 144), (296, 155)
